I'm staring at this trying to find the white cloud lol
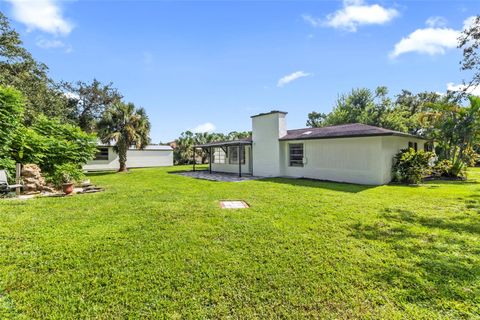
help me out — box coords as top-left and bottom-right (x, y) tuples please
(391, 16), (476, 58)
(390, 27), (459, 58)
(304, 0), (398, 32)
(36, 37), (64, 49)
(426, 16), (447, 28)
(6, 0), (73, 35)
(35, 36), (73, 53)
(447, 82), (480, 96)
(277, 71), (312, 87)
(64, 91), (79, 100)
(191, 122), (216, 133)
(302, 15), (322, 28)
(463, 16), (477, 30)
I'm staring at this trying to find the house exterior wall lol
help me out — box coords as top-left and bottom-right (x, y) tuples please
(211, 146), (252, 174)
(252, 112), (287, 177)
(280, 137), (384, 185)
(277, 135), (427, 185)
(83, 147), (173, 171)
(379, 136), (427, 184)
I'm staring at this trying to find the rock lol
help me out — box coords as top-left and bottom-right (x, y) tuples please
(80, 179), (91, 187)
(20, 164), (55, 194)
(73, 187), (83, 194)
(24, 191), (39, 195)
(41, 186), (56, 193)
(24, 183), (37, 192)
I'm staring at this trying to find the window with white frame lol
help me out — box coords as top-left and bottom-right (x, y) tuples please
(289, 143), (304, 167)
(228, 146), (246, 164)
(212, 147), (227, 164)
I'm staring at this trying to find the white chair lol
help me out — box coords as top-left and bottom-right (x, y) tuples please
(0, 170), (23, 195)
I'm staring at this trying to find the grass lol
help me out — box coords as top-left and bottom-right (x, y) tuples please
(0, 166), (479, 319)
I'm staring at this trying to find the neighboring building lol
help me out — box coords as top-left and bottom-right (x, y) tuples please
(194, 111), (428, 185)
(83, 144), (173, 171)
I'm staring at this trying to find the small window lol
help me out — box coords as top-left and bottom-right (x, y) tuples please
(94, 147), (109, 160)
(212, 147), (227, 164)
(408, 142), (418, 152)
(289, 143), (304, 167)
(424, 142), (433, 152)
(228, 146), (246, 164)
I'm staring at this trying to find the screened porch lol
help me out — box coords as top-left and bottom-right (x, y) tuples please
(193, 138), (253, 177)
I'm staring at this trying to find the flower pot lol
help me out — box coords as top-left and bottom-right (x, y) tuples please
(62, 183), (74, 195)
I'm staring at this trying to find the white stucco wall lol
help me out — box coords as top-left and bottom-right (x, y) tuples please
(277, 135), (427, 185)
(252, 112), (286, 177)
(211, 146), (252, 174)
(83, 147), (173, 171)
(280, 137), (384, 185)
(379, 136), (427, 184)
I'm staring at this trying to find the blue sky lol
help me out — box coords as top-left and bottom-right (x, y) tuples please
(1, 0), (479, 142)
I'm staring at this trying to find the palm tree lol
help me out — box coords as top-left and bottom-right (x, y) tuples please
(97, 102), (150, 172)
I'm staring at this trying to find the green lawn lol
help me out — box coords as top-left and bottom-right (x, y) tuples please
(0, 166), (479, 319)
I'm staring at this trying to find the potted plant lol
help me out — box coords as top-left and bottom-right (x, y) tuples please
(52, 163), (85, 195)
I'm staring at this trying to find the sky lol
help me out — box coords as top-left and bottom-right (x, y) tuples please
(0, 0), (479, 143)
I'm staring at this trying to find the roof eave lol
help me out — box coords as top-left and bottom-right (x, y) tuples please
(279, 132), (428, 141)
(194, 140), (252, 148)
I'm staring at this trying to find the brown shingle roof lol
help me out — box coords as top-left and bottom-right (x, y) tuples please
(280, 123), (425, 141)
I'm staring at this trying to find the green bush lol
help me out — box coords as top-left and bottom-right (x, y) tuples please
(50, 163), (85, 187)
(0, 158), (15, 182)
(0, 85), (98, 180)
(432, 159), (467, 179)
(0, 86), (24, 177)
(31, 116), (98, 175)
(462, 146), (479, 167)
(449, 159), (467, 178)
(392, 148), (435, 184)
(432, 159), (453, 177)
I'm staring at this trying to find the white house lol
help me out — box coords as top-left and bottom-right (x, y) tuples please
(83, 144), (173, 171)
(194, 111), (428, 185)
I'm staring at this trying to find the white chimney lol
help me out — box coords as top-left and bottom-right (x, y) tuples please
(251, 110), (287, 177)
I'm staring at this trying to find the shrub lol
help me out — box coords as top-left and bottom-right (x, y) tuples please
(0, 158), (15, 183)
(0, 86), (24, 177)
(31, 116), (98, 175)
(0, 86), (98, 179)
(432, 159), (453, 177)
(462, 146), (479, 167)
(50, 163), (85, 187)
(432, 159), (467, 179)
(392, 148), (435, 184)
(450, 159), (467, 178)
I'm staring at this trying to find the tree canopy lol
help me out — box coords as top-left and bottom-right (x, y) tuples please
(0, 12), (70, 124)
(306, 87), (450, 135)
(62, 79), (123, 133)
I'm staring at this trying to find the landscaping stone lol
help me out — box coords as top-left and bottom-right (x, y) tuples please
(20, 164), (54, 193)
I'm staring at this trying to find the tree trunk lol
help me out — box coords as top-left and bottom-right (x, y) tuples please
(118, 143), (128, 172)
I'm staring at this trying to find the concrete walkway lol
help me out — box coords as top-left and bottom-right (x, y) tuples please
(175, 171), (261, 182)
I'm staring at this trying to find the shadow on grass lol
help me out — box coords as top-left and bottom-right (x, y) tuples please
(257, 177), (377, 194)
(85, 171), (118, 177)
(350, 207), (480, 314)
(167, 169), (208, 174)
(423, 179), (479, 186)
